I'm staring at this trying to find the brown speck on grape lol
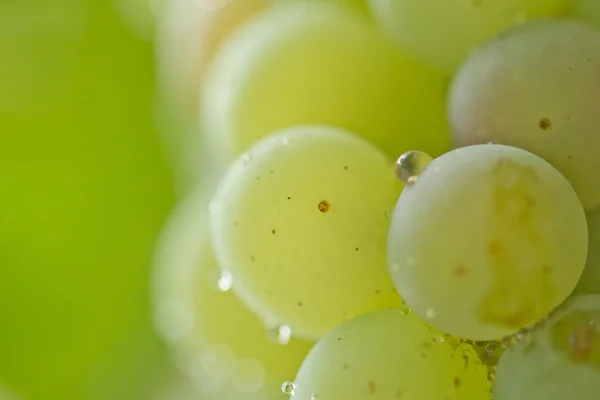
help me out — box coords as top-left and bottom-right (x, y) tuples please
(250, 255), (255, 262)
(567, 155), (573, 160)
(269, 169), (274, 174)
(271, 229), (276, 235)
(487, 241), (504, 257)
(355, 247), (359, 251)
(287, 196), (291, 200)
(368, 381), (376, 394)
(337, 337), (342, 341)
(298, 301), (303, 306)
(344, 166), (348, 170)
(454, 377), (461, 388)
(538, 117), (552, 131)
(375, 289), (380, 294)
(318, 200), (331, 213)
(453, 264), (467, 278)
(343, 364), (349, 370)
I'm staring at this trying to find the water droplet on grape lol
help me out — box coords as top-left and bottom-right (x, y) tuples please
(268, 325), (292, 345)
(241, 153), (252, 167)
(434, 334), (446, 343)
(399, 302), (412, 315)
(394, 150), (433, 185)
(425, 308), (436, 319)
(217, 270), (233, 292)
(282, 381), (296, 395)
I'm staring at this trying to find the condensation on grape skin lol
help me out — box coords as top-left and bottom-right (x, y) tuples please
(394, 150), (433, 185)
(476, 158), (558, 330)
(550, 311), (600, 367)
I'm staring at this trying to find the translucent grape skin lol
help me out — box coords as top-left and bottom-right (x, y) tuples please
(209, 125), (404, 341)
(573, 208), (600, 295)
(152, 186), (313, 399)
(201, 2), (449, 168)
(494, 294), (600, 400)
(387, 144), (588, 341)
(449, 19), (600, 210)
(291, 308), (491, 400)
(368, 0), (569, 73)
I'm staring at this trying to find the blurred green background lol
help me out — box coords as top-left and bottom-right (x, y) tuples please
(0, 1), (182, 398)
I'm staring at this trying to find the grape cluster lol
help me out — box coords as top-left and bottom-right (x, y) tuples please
(153, 1), (600, 399)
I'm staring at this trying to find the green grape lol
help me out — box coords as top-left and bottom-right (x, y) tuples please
(291, 309), (491, 400)
(573, 208), (600, 295)
(156, 0), (265, 129)
(449, 19), (600, 210)
(571, 0), (600, 28)
(494, 294), (600, 400)
(201, 2), (449, 167)
(153, 185), (313, 399)
(387, 144), (588, 341)
(368, 0), (569, 73)
(209, 125), (403, 340)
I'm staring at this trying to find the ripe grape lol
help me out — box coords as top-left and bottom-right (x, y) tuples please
(153, 186), (313, 399)
(209, 125), (403, 340)
(201, 2), (449, 166)
(291, 309), (491, 400)
(156, 0), (265, 128)
(494, 294), (600, 400)
(368, 0), (569, 73)
(449, 19), (600, 209)
(573, 208), (600, 295)
(387, 144), (588, 341)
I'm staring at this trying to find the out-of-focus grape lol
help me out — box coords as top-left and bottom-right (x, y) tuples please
(573, 208), (600, 295)
(201, 2), (449, 167)
(156, 0), (265, 128)
(571, 0), (600, 28)
(368, 0), (569, 73)
(449, 19), (600, 210)
(209, 125), (403, 340)
(388, 144), (588, 340)
(153, 185), (313, 399)
(494, 294), (600, 399)
(291, 309), (491, 400)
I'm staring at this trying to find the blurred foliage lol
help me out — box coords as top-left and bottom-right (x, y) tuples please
(0, 0), (177, 399)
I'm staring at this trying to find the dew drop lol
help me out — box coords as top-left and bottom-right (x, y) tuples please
(400, 302), (412, 315)
(282, 381), (296, 395)
(241, 153), (252, 167)
(434, 334), (446, 344)
(425, 308), (436, 319)
(268, 325), (292, 345)
(394, 151), (433, 185)
(217, 270), (233, 292)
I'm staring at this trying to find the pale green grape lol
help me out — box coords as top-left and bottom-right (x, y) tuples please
(209, 125), (403, 340)
(156, 0), (265, 129)
(449, 19), (600, 210)
(201, 2), (449, 167)
(573, 208), (600, 295)
(494, 294), (600, 400)
(291, 309), (491, 400)
(153, 185), (313, 399)
(571, 0), (600, 28)
(387, 144), (588, 341)
(368, 0), (570, 73)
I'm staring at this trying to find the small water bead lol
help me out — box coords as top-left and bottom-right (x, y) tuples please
(394, 150), (434, 185)
(425, 308), (437, 319)
(268, 325), (292, 345)
(399, 302), (412, 315)
(217, 270), (233, 292)
(282, 381), (296, 395)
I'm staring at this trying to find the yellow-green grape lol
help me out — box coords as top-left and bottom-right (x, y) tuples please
(573, 208), (600, 295)
(201, 2), (449, 167)
(494, 294), (600, 400)
(156, 0), (265, 129)
(291, 309), (491, 400)
(368, 0), (569, 73)
(449, 19), (600, 210)
(153, 186), (313, 399)
(209, 125), (403, 340)
(388, 144), (588, 341)
(571, 0), (600, 28)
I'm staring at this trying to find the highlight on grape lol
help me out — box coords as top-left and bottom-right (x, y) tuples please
(152, 0), (600, 398)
